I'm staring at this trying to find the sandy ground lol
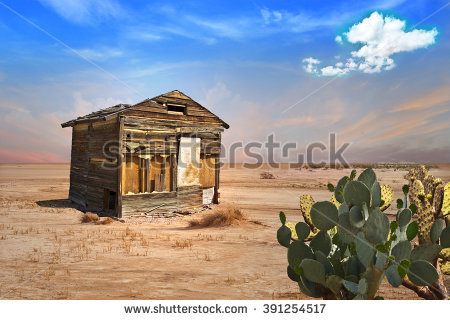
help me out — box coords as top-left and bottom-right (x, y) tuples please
(0, 163), (449, 300)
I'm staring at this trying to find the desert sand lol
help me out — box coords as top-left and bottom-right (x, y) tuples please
(0, 163), (449, 300)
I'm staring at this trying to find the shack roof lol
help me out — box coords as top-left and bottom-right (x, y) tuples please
(61, 90), (229, 129)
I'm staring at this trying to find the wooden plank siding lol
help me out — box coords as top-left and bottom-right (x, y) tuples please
(121, 186), (203, 216)
(85, 118), (120, 212)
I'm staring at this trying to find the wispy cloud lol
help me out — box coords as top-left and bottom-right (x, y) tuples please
(69, 47), (124, 61)
(0, 101), (28, 113)
(259, 7), (351, 33)
(337, 101), (449, 145)
(38, 0), (126, 25)
(390, 86), (450, 112)
(125, 4), (374, 44)
(275, 116), (315, 127)
(303, 11), (438, 76)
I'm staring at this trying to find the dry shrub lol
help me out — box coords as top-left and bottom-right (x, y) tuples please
(80, 213), (115, 225)
(80, 213), (99, 223)
(189, 204), (246, 227)
(97, 217), (114, 225)
(260, 172), (275, 179)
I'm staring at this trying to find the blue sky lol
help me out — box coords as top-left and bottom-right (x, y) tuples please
(0, 0), (448, 163)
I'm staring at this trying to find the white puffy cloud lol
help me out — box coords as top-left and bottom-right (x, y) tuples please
(303, 11), (438, 76)
(302, 57), (320, 74)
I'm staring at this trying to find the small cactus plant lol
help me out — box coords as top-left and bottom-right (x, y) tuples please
(277, 168), (450, 300)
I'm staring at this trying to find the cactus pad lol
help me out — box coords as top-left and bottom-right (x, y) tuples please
(286, 222), (316, 241)
(442, 182), (450, 217)
(416, 165), (427, 182)
(439, 248), (450, 275)
(285, 222), (298, 240)
(416, 198), (434, 243)
(409, 180), (425, 204)
(433, 184), (444, 215)
(423, 174), (436, 199)
(330, 194), (340, 209)
(300, 194), (318, 233)
(380, 185), (394, 211)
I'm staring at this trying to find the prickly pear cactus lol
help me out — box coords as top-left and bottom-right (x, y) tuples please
(408, 178), (433, 243)
(404, 167), (450, 276)
(380, 185), (394, 212)
(439, 183), (450, 275)
(300, 195), (318, 233)
(278, 168), (449, 300)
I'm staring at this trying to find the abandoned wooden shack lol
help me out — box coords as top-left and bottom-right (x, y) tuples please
(61, 90), (229, 217)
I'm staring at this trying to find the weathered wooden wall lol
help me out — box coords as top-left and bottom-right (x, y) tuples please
(69, 118), (120, 213)
(68, 123), (89, 207)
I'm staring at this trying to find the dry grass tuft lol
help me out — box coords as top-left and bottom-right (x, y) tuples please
(260, 172), (275, 179)
(189, 204), (246, 228)
(80, 212), (99, 223)
(173, 239), (193, 248)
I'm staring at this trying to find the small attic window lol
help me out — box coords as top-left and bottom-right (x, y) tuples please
(167, 104), (186, 115)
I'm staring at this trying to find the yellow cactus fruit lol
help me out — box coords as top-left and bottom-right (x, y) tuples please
(380, 185), (394, 212)
(427, 194), (433, 201)
(442, 182), (450, 217)
(299, 194), (317, 233)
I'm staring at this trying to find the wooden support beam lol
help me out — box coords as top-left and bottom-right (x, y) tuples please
(169, 154), (175, 191)
(213, 153), (220, 204)
(161, 155), (169, 192)
(145, 158), (150, 193)
(117, 116), (124, 218)
(139, 158), (145, 193)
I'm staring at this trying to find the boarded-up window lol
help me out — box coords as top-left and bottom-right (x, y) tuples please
(200, 155), (216, 188)
(122, 154), (172, 194)
(177, 137), (200, 187)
